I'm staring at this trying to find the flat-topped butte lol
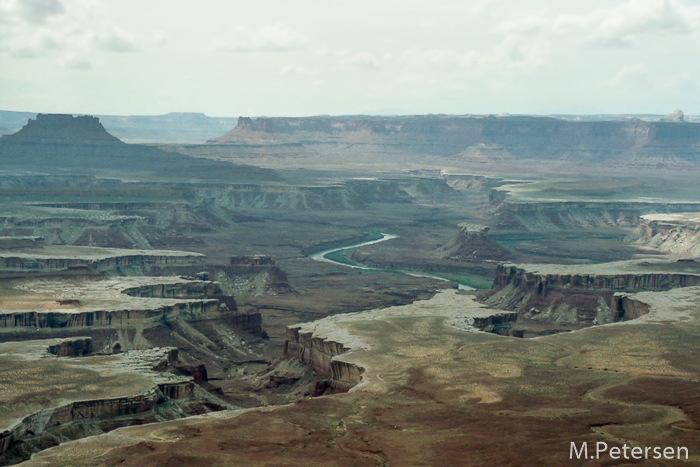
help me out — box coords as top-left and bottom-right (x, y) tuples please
(0, 276), (220, 316)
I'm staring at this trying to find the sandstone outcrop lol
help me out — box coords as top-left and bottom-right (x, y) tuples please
(661, 109), (684, 122)
(230, 255), (276, 267)
(0, 378), (197, 464)
(438, 223), (512, 262)
(0, 276), (263, 342)
(207, 117), (295, 143)
(0, 342), (206, 465)
(485, 261), (700, 326)
(632, 212), (700, 257)
(47, 337), (93, 357)
(224, 255), (292, 297)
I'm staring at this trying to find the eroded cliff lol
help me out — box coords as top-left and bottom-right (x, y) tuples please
(632, 212), (700, 257)
(285, 290), (517, 391)
(484, 261), (700, 330)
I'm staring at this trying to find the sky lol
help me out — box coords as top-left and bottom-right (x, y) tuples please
(1, 0), (699, 117)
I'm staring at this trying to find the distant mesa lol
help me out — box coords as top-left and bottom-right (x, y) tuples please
(1, 113), (124, 145)
(660, 109), (684, 122)
(205, 113), (700, 169)
(207, 116), (295, 143)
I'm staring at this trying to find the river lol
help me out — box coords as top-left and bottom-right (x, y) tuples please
(310, 233), (475, 290)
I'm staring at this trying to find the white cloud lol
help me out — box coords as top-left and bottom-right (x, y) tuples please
(409, 48), (476, 71)
(61, 53), (91, 69)
(9, 32), (60, 57)
(0, 3), (9, 24)
(15, 0), (65, 24)
(554, 0), (700, 47)
(493, 16), (550, 36)
(491, 0), (700, 47)
(280, 65), (320, 75)
(612, 64), (648, 85)
(213, 24), (308, 52)
(92, 27), (138, 52)
(337, 52), (388, 71)
(399, 35), (551, 78)
(152, 31), (167, 47)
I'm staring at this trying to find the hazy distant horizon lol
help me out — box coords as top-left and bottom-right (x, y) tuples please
(0, 109), (695, 121)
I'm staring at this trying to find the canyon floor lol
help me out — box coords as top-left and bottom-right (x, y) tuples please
(1, 113), (699, 465)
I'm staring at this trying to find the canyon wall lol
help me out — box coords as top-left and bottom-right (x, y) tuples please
(0, 300), (222, 330)
(285, 324), (363, 392)
(491, 199), (700, 231)
(207, 115), (700, 167)
(632, 213), (700, 257)
(486, 263), (700, 325)
(0, 250), (205, 271)
(0, 380), (194, 457)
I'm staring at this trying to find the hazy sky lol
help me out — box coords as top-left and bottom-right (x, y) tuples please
(1, 0), (699, 116)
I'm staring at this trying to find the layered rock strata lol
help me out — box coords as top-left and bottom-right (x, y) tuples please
(491, 198), (700, 231)
(633, 212), (700, 257)
(486, 261), (700, 326)
(0, 247), (205, 271)
(47, 337), (93, 357)
(0, 237), (44, 250)
(0, 343), (197, 463)
(0, 276), (262, 340)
